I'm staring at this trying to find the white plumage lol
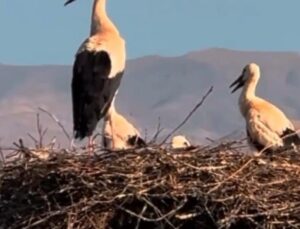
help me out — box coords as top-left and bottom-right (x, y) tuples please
(102, 100), (146, 150)
(171, 135), (191, 149)
(66, 0), (126, 152)
(230, 63), (300, 153)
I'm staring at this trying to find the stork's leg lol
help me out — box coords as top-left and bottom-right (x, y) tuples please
(70, 138), (77, 150)
(109, 116), (115, 149)
(87, 136), (95, 155)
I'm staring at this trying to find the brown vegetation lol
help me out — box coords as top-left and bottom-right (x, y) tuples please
(1, 139), (300, 229)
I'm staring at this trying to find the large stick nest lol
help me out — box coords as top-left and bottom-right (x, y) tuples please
(1, 141), (300, 229)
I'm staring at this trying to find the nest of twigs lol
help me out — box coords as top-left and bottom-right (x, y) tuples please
(1, 140), (300, 229)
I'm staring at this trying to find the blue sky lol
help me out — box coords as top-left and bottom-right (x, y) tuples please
(1, 0), (300, 65)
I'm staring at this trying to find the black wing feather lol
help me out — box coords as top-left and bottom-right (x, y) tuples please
(72, 50), (123, 139)
(281, 128), (300, 146)
(127, 135), (147, 147)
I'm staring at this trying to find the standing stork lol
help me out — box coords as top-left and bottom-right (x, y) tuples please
(102, 99), (146, 150)
(65, 0), (126, 152)
(230, 63), (300, 153)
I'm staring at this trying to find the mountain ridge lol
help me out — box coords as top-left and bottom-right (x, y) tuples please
(0, 48), (299, 146)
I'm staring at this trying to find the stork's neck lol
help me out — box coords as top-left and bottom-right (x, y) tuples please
(90, 0), (119, 36)
(242, 78), (258, 100)
(239, 76), (258, 116)
(105, 101), (118, 120)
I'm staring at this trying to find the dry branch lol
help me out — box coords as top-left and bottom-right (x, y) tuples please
(160, 86), (213, 144)
(38, 107), (71, 142)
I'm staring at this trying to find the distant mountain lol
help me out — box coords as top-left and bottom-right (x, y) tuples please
(0, 48), (300, 147)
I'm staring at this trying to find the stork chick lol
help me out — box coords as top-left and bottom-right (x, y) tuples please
(171, 135), (191, 149)
(230, 63), (300, 153)
(102, 101), (146, 150)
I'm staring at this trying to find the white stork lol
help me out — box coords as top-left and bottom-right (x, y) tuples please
(230, 63), (300, 153)
(65, 0), (126, 152)
(171, 135), (191, 149)
(102, 99), (146, 150)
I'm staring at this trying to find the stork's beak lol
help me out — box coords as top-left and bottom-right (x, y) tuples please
(230, 74), (245, 93)
(64, 0), (76, 6)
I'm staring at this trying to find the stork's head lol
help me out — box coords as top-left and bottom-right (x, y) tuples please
(230, 63), (260, 93)
(64, 0), (76, 6)
(171, 135), (191, 149)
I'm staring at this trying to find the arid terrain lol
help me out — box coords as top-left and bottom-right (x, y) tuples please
(1, 48), (300, 146)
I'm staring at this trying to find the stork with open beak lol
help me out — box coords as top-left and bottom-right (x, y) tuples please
(230, 63), (300, 153)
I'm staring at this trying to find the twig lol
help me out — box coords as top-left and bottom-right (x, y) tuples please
(38, 107), (71, 142)
(23, 210), (67, 229)
(135, 204), (148, 229)
(149, 117), (164, 144)
(141, 196), (176, 228)
(36, 113), (43, 148)
(208, 157), (254, 194)
(118, 198), (187, 222)
(13, 139), (31, 157)
(175, 212), (202, 220)
(160, 86), (213, 144)
(27, 133), (39, 148)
